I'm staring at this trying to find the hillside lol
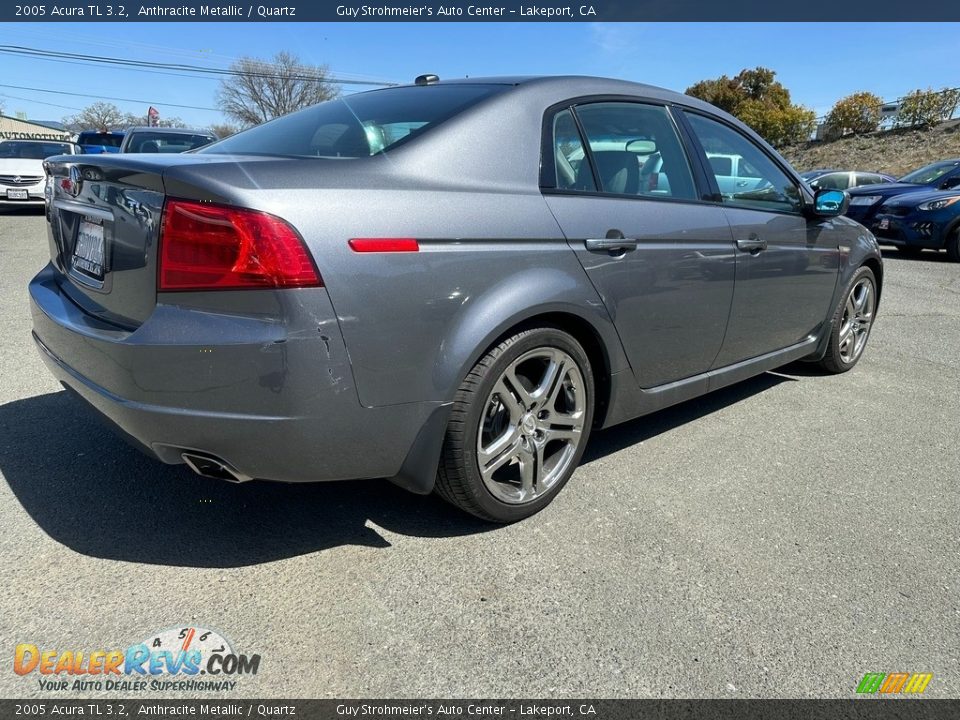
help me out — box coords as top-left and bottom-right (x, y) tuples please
(780, 120), (960, 177)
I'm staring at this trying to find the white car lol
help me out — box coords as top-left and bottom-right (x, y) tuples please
(0, 139), (79, 207)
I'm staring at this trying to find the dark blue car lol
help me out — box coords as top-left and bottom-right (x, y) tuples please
(846, 159), (960, 230)
(870, 189), (960, 260)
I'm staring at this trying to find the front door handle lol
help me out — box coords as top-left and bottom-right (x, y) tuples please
(735, 236), (767, 254)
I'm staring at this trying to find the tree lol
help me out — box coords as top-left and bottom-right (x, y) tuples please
(685, 67), (816, 147)
(210, 122), (241, 139)
(896, 88), (959, 128)
(63, 102), (128, 132)
(823, 91), (884, 139)
(216, 51), (338, 128)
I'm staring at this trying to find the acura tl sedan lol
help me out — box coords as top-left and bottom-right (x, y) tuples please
(30, 76), (882, 522)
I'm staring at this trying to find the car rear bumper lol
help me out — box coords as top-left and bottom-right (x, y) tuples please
(29, 263), (443, 484)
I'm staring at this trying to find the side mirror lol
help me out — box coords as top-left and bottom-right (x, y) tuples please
(811, 188), (848, 218)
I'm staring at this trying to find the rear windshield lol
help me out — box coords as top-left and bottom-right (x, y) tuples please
(126, 132), (216, 153)
(77, 132), (124, 148)
(0, 141), (73, 159)
(199, 84), (507, 158)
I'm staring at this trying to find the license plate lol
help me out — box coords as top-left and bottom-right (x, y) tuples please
(6, 188), (28, 200)
(73, 220), (105, 278)
(877, 218), (889, 230)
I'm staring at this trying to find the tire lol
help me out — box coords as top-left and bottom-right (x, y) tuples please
(817, 266), (878, 374)
(436, 326), (595, 523)
(947, 229), (960, 263)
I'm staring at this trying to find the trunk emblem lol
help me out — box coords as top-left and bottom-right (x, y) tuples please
(60, 166), (82, 197)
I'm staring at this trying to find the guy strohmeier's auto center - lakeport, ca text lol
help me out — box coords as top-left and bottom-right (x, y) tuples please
(18, 3), (597, 18)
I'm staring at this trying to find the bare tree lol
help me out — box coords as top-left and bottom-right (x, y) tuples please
(216, 51), (338, 128)
(63, 102), (128, 132)
(210, 122), (242, 139)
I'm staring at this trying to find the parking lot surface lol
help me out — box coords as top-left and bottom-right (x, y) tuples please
(0, 210), (957, 698)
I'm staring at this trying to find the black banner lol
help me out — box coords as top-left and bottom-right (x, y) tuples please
(4, 1), (960, 22)
(2, 700), (960, 719)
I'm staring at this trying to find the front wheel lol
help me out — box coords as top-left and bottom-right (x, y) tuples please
(435, 327), (594, 523)
(817, 266), (877, 374)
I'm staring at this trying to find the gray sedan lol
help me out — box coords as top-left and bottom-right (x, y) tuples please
(30, 76), (882, 522)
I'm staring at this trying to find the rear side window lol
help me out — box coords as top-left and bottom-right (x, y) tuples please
(571, 102), (697, 200)
(78, 132), (123, 148)
(553, 109), (595, 192)
(200, 84), (507, 158)
(855, 173), (885, 186)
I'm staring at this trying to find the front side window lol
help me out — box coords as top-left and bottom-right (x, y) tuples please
(685, 112), (801, 213)
(855, 173), (885, 186)
(572, 102), (697, 200)
(812, 172), (849, 190)
(0, 141), (73, 159)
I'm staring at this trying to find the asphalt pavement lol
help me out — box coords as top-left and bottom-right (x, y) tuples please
(0, 209), (957, 699)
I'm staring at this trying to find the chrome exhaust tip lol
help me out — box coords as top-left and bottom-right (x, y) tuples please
(181, 452), (250, 483)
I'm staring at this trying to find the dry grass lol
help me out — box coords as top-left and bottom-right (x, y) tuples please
(780, 120), (960, 177)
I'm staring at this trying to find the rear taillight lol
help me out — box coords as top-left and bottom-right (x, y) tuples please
(159, 199), (321, 291)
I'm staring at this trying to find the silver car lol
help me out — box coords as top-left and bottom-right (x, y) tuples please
(0, 139), (79, 207)
(30, 76), (882, 522)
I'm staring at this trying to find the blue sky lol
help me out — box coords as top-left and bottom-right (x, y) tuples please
(1, 22), (957, 128)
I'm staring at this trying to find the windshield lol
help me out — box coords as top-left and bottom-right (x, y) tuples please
(0, 141), (72, 159)
(77, 132), (123, 148)
(199, 84), (508, 158)
(899, 161), (960, 185)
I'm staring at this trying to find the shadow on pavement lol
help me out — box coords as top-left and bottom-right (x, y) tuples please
(2, 371), (797, 568)
(879, 247), (953, 263)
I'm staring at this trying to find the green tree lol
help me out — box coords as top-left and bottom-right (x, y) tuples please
(824, 92), (884, 139)
(896, 88), (960, 128)
(685, 67), (815, 147)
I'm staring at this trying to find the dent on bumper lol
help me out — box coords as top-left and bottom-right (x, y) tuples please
(29, 264), (442, 484)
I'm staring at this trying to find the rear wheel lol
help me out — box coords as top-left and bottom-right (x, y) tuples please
(818, 266), (877, 374)
(436, 327), (594, 523)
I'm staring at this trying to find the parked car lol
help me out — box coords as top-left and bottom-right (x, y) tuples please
(800, 169), (897, 191)
(0, 139), (79, 207)
(846, 159), (960, 227)
(31, 76), (882, 522)
(76, 130), (125, 154)
(119, 127), (217, 153)
(869, 189), (960, 260)
(640, 151), (769, 197)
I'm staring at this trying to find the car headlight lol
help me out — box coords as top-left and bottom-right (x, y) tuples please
(849, 195), (881, 206)
(917, 196), (960, 211)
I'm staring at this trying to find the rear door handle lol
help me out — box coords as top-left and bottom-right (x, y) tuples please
(585, 238), (638, 252)
(735, 236), (767, 254)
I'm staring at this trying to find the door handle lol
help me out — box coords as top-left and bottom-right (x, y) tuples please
(585, 238), (638, 252)
(735, 236), (767, 254)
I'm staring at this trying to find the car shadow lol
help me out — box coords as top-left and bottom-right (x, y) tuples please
(879, 247), (952, 263)
(582, 370), (795, 463)
(2, 372), (798, 568)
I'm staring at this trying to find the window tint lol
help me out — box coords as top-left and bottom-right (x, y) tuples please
(77, 132), (123, 148)
(0, 141), (73, 159)
(573, 102), (696, 200)
(708, 156), (732, 176)
(553, 109), (595, 191)
(685, 112), (801, 213)
(200, 84), (506, 158)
